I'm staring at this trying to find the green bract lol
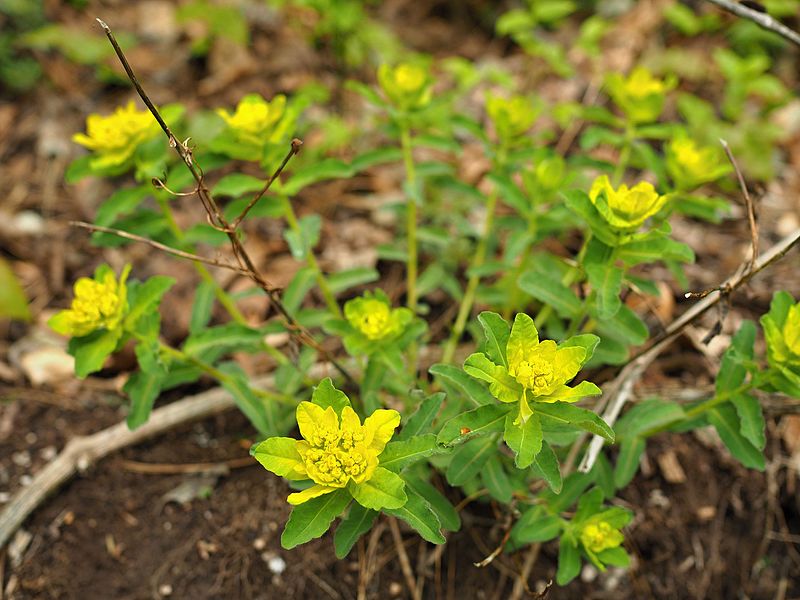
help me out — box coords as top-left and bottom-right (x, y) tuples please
(464, 313), (601, 425)
(331, 289), (414, 356)
(665, 134), (731, 190)
(72, 101), (159, 172)
(605, 67), (674, 124)
(486, 93), (536, 142)
(589, 175), (669, 231)
(761, 292), (800, 395)
(49, 264), (131, 338)
(251, 378), (406, 510)
(377, 63), (432, 111)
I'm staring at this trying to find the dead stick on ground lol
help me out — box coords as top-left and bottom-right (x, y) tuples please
(0, 365), (331, 550)
(578, 228), (800, 474)
(703, 0), (800, 47)
(389, 517), (419, 600)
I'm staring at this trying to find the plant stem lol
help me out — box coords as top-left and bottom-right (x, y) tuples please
(155, 339), (296, 406)
(441, 145), (508, 365)
(532, 233), (592, 329)
(156, 196), (248, 325)
(400, 125), (418, 313)
(502, 210), (538, 321)
(279, 194), (342, 318)
(612, 121), (636, 186)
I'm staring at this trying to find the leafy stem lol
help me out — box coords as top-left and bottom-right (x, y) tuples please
(612, 121), (636, 186)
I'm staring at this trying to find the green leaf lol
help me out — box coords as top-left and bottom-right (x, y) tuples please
(504, 412), (543, 468)
(707, 405), (765, 470)
(463, 353), (522, 403)
(586, 263), (623, 320)
(212, 173), (265, 197)
(327, 267), (379, 294)
(124, 368), (165, 429)
(535, 402), (615, 442)
(595, 304), (649, 346)
(384, 487), (446, 544)
(477, 311), (511, 368)
(406, 477), (460, 532)
(334, 503), (378, 559)
(284, 214), (322, 260)
(559, 334), (600, 364)
(614, 436), (645, 488)
(482, 455), (514, 502)
(310, 377), (350, 415)
(183, 323), (264, 362)
(282, 159), (354, 196)
(92, 186), (150, 228)
(517, 269), (582, 318)
(380, 435), (443, 472)
(189, 280), (216, 334)
(282, 267), (316, 315)
(617, 237), (694, 266)
(556, 539), (582, 585)
(69, 328), (122, 378)
(598, 546), (631, 567)
(125, 276), (175, 331)
(281, 489), (351, 550)
(534, 441), (562, 493)
(511, 506), (563, 545)
(730, 392), (766, 451)
(217, 363), (277, 435)
(546, 381), (602, 402)
(445, 435), (497, 486)
(615, 398), (685, 439)
(397, 393), (444, 441)
(349, 467), (407, 510)
(592, 452), (616, 498)
(562, 189), (618, 246)
(487, 172), (529, 214)
(437, 404), (510, 445)
(0, 257), (30, 321)
(429, 363), (496, 406)
(350, 148), (404, 172)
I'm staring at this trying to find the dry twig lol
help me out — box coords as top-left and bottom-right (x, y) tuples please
(703, 0), (800, 47)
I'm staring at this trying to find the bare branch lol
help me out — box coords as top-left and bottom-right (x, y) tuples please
(70, 221), (250, 275)
(703, 0), (800, 47)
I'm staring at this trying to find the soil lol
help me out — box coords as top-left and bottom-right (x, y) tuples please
(2, 1), (800, 599)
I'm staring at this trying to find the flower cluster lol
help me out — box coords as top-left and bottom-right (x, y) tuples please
(49, 265), (131, 338)
(486, 94), (536, 142)
(465, 313), (600, 425)
(605, 67), (674, 124)
(762, 292), (800, 394)
(251, 379), (406, 509)
(666, 135), (731, 190)
(377, 63), (432, 111)
(216, 94), (289, 147)
(72, 101), (159, 171)
(589, 175), (668, 231)
(345, 290), (412, 342)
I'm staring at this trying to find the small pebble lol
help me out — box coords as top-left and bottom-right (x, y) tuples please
(253, 538), (266, 551)
(0, 492), (10, 503)
(163, 521), (172, 531)
(12, 451), (31, 468)
(158, 583), (173, 597)
(389, 582), (403, 596)
(40, 446), (57, 461)
(24, 432), (38, 444)
(267, 556), (286, 574)
(19, 475), (32, 486)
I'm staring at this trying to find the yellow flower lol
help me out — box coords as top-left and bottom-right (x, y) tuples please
(666, 136), (731, 190)
(72, 102), (159, 170)
(579, 520), (624, 554)
(344, 290), (412, 342)
(49, 265), (130, 337)
(486, 94), (536, 141)
(589, 175), (669, 231)
(216, 94), (288, 147)
(251, 384), (406, 509)
(606, 67), (673, 124)
(377, 63), (432, 110)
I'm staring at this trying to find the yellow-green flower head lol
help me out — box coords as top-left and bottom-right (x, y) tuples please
(464, 313), (601, 426)
(606, 67), (674, 124)
(589, 175), (669, 231)
(216, 94), (289, 147)
(251, 383), (404, 508)
(72, 102), (159, 170)
(666, 135), (731, 190)
(579, 519), (624, 555)
(784, 304), (800, 356)
(345, 290), (413, 342)
(377, 63), (432, 111)
(49, 265), (130, 338)
(486, 94), (536, 141)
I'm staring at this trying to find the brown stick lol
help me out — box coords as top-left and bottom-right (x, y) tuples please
(703, 0), (800, 47)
